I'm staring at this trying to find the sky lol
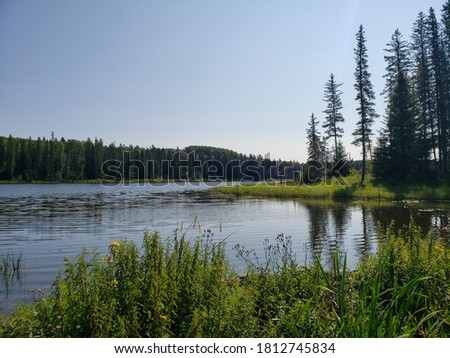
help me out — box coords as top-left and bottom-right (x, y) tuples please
(0, 0), (447, 162)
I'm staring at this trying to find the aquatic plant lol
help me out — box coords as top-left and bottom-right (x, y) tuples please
(0, 250), (23, 296)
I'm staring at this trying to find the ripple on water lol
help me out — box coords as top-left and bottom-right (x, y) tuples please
(1, 183), (450, 313)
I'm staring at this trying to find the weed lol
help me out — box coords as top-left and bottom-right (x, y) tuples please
(0, 219), (448, 337)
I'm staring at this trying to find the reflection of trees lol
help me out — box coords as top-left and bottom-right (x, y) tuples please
(330, 204), (350, 252)
(302, 202), (450, 268)
(370, 205), (434, 237)
(354, 205), (373, 258)
(433, 209), (448, 232)
(305, 204), (329, 257)
(304, 203), (352, 264)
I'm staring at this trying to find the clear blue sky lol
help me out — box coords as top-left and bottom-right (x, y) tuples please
(0, 0), (446, 162)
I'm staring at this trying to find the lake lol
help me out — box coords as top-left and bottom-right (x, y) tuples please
(1, 182), (449, 314)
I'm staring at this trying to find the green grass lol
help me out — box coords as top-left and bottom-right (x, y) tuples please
(212, 172), (450, 201)
(0, 219), (449, 338)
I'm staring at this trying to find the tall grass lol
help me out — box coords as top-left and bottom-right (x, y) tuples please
(0, 220), (449, 337)
(212, 172), (450, 201)
(0, 250), (23, 296)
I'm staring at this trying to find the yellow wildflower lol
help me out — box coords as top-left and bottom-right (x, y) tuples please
(113, 279), (119, 285)
(433, 245), (446, 253)
(102, 256), (110, 262)
(109, 242), (121, 253)
(159, 315), (168, 320)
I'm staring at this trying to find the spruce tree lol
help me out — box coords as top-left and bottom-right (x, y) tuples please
(382, 29), (411, 96)
(304, 113), (325, 183)
(374, 69), (417, 181)
(442, 1), (450, 175)
(306, 113), (323, 162)
(427, 7), (448, 174)
(322, 73), (345, 164)
(352, 25), (378, 185)
(411, 11), (437, 169)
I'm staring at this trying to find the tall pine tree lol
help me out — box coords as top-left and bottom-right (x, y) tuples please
(352, 25), (378, 185)
(427, 7), (448, 174)
(442, 1), (450, 175)
(374, 69), (417, 181)
(411, 11), (437, 169)
(306, 113), (323, 162)
(376, 29), (417, 181)
(322, 73), (345, 164)
(304, 113), (325, 183)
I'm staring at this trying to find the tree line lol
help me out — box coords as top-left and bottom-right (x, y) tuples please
(0, 134), (301, 182)
(306, 1), (450, 185)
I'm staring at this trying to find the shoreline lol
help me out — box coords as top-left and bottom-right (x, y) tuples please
(211, 180), (450, 202)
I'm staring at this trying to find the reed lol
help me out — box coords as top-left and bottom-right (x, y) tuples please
(0, 250), (23, 294)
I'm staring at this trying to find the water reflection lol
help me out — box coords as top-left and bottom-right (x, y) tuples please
(305, 203), (329, 255)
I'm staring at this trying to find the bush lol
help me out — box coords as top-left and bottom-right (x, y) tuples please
(1, 219), (449, 337)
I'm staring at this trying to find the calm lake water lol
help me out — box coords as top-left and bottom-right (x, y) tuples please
(1, 182), (450, 313)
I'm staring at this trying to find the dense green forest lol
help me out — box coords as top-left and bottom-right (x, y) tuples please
(0, 134), (301, 182)
(306, 1), (450, 185)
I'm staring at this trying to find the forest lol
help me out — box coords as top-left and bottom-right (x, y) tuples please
(306, 1), (449, 185)
(0, 135), (301, 182)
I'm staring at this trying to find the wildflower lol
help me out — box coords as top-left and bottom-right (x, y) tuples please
(110, 241), (121, 254)
(159, 315), (168, 320)
(113, 279), (119, 285)
(433, 245), (446, 253)
(102, 256), (110, 262)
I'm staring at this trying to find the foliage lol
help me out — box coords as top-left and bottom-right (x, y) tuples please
(1, 219), (449, 338)
(305, 113), (324, 163)
(373, 29), (418, 182)
(352, 25), (379, 185)
(322, 73), (345, 165)
(372, 2), (450, 183)
(0, 136), (301, 183)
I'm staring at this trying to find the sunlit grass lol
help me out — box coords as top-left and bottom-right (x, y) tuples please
(213, 172), (450, 201)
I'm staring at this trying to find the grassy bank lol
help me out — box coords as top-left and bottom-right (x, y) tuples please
(0, 220), (449, 338)
(212, 173), (450, 201)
